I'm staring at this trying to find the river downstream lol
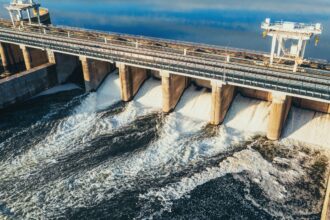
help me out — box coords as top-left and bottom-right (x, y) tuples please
(0, 0), (330, 219)
(0, 73), (329, 219)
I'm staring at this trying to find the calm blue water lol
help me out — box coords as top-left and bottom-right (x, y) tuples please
(0, 0), (329, 61)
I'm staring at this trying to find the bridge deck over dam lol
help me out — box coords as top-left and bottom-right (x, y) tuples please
(0, 19), (329, 102)
(0, 19), (330, 142)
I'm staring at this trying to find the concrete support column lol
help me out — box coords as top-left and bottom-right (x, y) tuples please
(20, 45), (32, 70)
(0, 42), (9, 72)
(267, 92), (292, 140)
(80, 57), (114, 92)
(47, 49), (56, 64)
(131, 66), (148, 98)
(161, 71), (189, 113)
(117, 63), (148, 102)
(161, 71), (172, 113)
(80, 56), (93, 92)
(210, 80), (236, 125)
(117, 63), (133, 102)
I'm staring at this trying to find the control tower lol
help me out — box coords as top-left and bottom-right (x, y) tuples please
(261, 18), (322, 72)
(6, 0), (51, 27)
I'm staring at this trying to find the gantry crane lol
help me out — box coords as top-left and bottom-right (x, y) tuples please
(261, 18), (322, 72)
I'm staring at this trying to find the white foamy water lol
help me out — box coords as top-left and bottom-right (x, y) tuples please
(93, 78), (163, 133)
(1, 77), (328, 219)
(282, 107), (330, 149)
(134, 78), (162, 108)
(138, 147), (306, 219)
(94, 70), (122, 111)
(223, 95), (330, 151)
(2, 85), (216, 218)
(0, 72), (122, 178)
(0, 84), (277, 219)
(224, 95), (271, 134)
(33, 83), (82, 98)
(176, 87), (212, 121)
(0, 76), (164, 181)
(136, 96), (330, 219)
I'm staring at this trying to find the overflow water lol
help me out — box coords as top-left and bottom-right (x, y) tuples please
(0, 73), (329, 219)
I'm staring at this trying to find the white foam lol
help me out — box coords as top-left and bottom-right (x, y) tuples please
(0, 75), (166, 181)
(0, 72), (122, 178)
(138, 148), (305, 219)
(224, 95), (271, 134)
(33, 83), (82, 98)
(3, 85), (215, 218)
(95, 78), (162, 131)
(2, 78), (329, 219)
(282, 107), (330, 149)
(223, 95), (330, 150)
(135, 78), (162, 109)
(95, 71), (121, 110)
(223, 95), (330, 149)
(176, 87), (211, 121)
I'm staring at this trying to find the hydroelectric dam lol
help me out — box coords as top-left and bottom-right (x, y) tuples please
(0, 17), (330, 141)
(1, 1), (330, 219)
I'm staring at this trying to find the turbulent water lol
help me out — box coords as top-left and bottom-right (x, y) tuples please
(0, 71), (329, 219)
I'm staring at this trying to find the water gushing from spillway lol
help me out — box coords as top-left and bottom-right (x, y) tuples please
(0, 72), (121, 178)
(0, 73), (329, 219)
(282, 107), (330, 149)
(136, 96), (328, 219)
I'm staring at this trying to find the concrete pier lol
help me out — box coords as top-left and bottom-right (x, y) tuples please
(193, 79), (211, 89)
(293, 98), (330, 114)
(267, 92), (292, 140)
(0, 42), (9, 72)
(162, 71), (172, 112)
(161, 71), (189, 113)
(239, 87), (272, 102)
(117, 63), (148, 101)
(28, 48), (48, 67)
(18, 45), (49, 71)
(80, 56), (114, 92)
(80, 56), (92, 92)
(1, 43), (25, 72)
(47, 49), (56, 64)
(20, 45), (32, 70)
(210, 81), (236, 125)
(55, 54), (81, 84)
(0, 63), (57, 109)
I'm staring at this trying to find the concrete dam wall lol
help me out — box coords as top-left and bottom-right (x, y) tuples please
(0, 63), (57, 108)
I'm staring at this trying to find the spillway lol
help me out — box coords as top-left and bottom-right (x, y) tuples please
(224, 95), (271, 134)
(0, 72), (122, 179)
(282, 107), (330, 149)
(0, 76), (329, 219)
(137, 95), (327, 219)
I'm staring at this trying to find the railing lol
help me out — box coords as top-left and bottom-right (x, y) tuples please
(0, 21), (329, 101)
(4, 19), (329, 70)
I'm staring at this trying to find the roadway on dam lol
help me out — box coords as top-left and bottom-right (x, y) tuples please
(0, 19), (329, 102)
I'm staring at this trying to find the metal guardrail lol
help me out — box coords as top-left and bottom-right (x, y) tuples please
(6, 21), (330, 70)
(0, 23), (329, 101)
(1, 26), (327, 78)
(0, 18), (329, 65)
